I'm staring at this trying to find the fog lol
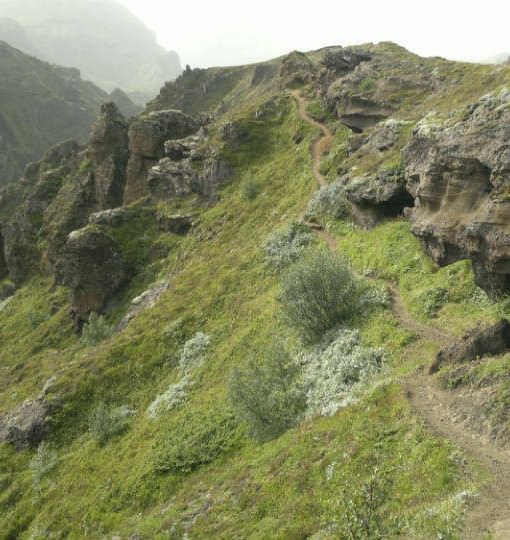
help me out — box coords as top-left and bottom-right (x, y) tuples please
(117, 0), (509, 68)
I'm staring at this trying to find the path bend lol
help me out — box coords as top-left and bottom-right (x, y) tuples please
(292, 91), (510, 539)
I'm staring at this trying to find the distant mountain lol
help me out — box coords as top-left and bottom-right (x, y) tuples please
(0, 0), (182, 100)
(0, 41), (140, 185)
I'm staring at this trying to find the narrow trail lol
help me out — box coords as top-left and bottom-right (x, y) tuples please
(292, 92), (510, 539)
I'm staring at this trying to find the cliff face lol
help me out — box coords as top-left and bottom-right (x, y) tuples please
(403, 90), (510, 295)
(0, 0), (182, 97)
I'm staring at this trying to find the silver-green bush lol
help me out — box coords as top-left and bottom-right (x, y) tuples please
(305, 180), (350, 220)
(263, 222), (313, 271)
(30, 441), (58, 495)
(299, 329), (384, 418)
(88, 402), (134, 444)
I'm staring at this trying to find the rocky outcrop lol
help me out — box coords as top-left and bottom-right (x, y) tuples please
(279, 51), (317, 88)
(430, 319), (510, 374)
(344, 169), (413, 227)
(157, 213), (194, 235)
(55, 227), (128, 327)
(404, 89), (510, 295)
(87, 102), (129, 209)
(148, 131), (233, 202)
(124, 110), (199, 204)
(117, 280), (170, 331)
(0, 377), (57, 449)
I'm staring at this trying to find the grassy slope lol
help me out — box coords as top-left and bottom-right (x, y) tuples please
(1, 46), (510, 538)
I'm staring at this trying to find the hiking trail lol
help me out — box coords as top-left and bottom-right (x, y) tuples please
(292, 90), (510, 539)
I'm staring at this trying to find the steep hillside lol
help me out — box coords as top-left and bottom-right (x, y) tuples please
(0, 0), (182, 99)
(0, 41), (140, 186)
(1, 42), (510, 538)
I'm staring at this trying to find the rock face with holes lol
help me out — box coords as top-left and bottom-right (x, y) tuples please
(148, 130), (233, 202)
(404, 89), (510, 295)
(343, 169), (414, 227)
(430, 319), (510, 374)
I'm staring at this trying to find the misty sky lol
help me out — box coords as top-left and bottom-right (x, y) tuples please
(117, 0), (509, 68)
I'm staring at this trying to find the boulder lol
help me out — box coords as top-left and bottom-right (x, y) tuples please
(55, 227), (128, 327)
(0, 397), (49, 449)
(403, 89), (510, 295)
(124, 110), (199, 204)
(117, 280), (170, 330)
(430, 319), (510, 374)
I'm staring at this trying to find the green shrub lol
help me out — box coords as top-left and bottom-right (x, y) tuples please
(81, 312), (113, 346)
(228, 342), (306, 442)
(280, 250), (358, 343)
(88, 402), (134, 445)
(154, 407), (239, 473)
(240, 176), (261, 200)
(263, 221), (313, 271)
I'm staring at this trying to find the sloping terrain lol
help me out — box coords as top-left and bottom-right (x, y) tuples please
(0, 0), (181, 98)
(1, 42), (510, 539)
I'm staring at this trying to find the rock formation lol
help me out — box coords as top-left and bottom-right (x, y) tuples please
(404, 89), (510, 295)
(124, 110), (199, 203)
(55, 227), (128, 327)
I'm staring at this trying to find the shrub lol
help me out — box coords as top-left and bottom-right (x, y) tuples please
(240, 176), (260, 200)
(147, 377), (191, 419)
(154, 406), (239, 473)
(178, 332), (211, 376)
(299, 329), (384, 418)
(30, 442), (58, 495)
(263, 221), (313, 271)
(88, 402), (134, 445)
(228, 342), (306, 442)
(305, 180), (350, 220)
(280, 250), (358, 343)
(81, 312), (113, 346)
(358, 283), (391, 311)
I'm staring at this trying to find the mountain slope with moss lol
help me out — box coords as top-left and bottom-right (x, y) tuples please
(1, 42), (510, 539)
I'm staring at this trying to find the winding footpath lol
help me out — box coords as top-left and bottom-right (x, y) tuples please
(292, 91), (510, 539)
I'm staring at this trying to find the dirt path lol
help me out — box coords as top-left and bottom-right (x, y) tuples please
(292, 92), (510, 539)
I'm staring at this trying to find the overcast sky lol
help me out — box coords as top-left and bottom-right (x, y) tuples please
(117, 0), (509, 68)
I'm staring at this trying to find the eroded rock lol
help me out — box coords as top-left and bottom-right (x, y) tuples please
(344, 169), (414, 227)
(404, 89), (510, 295)
(55, 227), (128, 327)
(117, 280), (170, 330)
(124, 110), (199, 203)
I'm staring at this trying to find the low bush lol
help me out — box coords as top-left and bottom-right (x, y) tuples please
(88, 402), (134, 445)
(280, 250), (358, 343)
(81, 312), (113, 346)
(240, 176), (261, 200)
(263, 221), (313, 271)
(30, 442), (58, 495)
(299, 328), (384, 418)
(178, 332), (211, 376)
(304, 180), (350, 220)
(154, 406), (239, 473)
(228, 342), (306, 442)
(147, 378), (191, 419)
